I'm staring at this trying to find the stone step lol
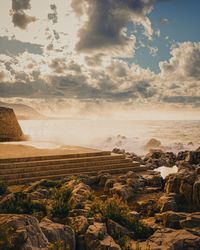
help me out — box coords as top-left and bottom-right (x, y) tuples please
(0, 151), (111, 164)
(0, 158), (134, 175)
(0, 154), (125, 169)
(6, 166), (143, 185)
(0, 163), (136, 181)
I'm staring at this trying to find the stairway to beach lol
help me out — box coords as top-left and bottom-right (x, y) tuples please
(0, 151), (148, 185)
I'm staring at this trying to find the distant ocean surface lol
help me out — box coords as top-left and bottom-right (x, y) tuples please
(19, 120), (200, 155)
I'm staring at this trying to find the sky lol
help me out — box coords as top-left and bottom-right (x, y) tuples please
(0, 0), (200, 119)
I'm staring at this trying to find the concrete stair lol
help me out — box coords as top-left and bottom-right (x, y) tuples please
(0, 151), (147, 185)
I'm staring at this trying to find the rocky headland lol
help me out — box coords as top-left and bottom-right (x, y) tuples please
(0, 147), (200, 250)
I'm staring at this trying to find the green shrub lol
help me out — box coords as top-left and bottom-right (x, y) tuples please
(0, 191), (47, 218)
(50, 187), (72, 219)
(89, 195), (152, 239)
(0, 181), (8, 196)
(49, 240), (70, 250)
(118, 236), (132, 250)
(38, 179), (62, 189)
(97, 231), (105, 241)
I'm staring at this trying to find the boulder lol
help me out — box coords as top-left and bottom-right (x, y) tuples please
(141, 228), (200, 250)
(165, 169), (199, 208)
(177, 150), (200, 165)
(84, 222), (121, 250)
(155, 212), (187, 229)
(142, 171), (164, 188)
(40, 218), (75, 250)
(146, 138), (161, 149)
(0, 214), (49, 250)
(140, 217), (163, 232)
(68, 182), (91, 208)
(144, 150), (176, 167)
(156, 211), (200, 236)
(157, 193), (178, 212)
(67, 216), (89, 235)
(110, 183), (134, 201)
(106, 219), (134, 239)
(180, 212), (200, 236)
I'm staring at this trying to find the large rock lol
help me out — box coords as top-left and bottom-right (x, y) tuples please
(137, 228), (200, 250)
(84, 222), (121, 250)
(146, 138), (161, 149)
(67, 216), (89, 235)
(144, 150), (176, 167)
(142, 171), (164, 188)
(110, 183), (134, 201)
(193, 177), (200, 207)
(0, 214), (49, 250)
(68, 182), (91, 208)
(177, 150), (200, 165)
(155, 211), (187, 229)
(106, 219), (134, 240)
(180, 212), (200, 236)
(165, 169), (199, 207)
(157, 193), (178, 212)
(40, 218), (75, 250)
(0, 107), (24, 142)
(156, 212), (200, 236)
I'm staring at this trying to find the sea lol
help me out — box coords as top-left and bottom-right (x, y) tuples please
(19, 119), (200, 156)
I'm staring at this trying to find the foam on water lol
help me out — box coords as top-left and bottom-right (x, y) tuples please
(18, 119), (200, 155)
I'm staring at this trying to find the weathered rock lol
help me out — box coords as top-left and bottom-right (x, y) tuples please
(140, 228), (200, 250)
(140, 217), (163, 232)
(144, 150), (176, 167)
(156, 211), (200, 236)
(99, 173), (112, 187)
(180, 212), (200, 236)
(84, 222), (121, 250)
(106, 219), (134, 239)
(155, 211), (187, 229)
(104, 179), (116, 191)
(40, 218), (75, 250)
(0, 214), (49, 250)
(177, 150), (200, 165)
(112, 148), (125, 154)
(136, 200), (157, 216)
(110, 183), (134, 201)
(193, 177), (200, 207)
(142, 171), (164, 188)
(67, 216), (89, 235)
(157, 193), (178, 212)
(146, 138), (161, 149)
(165, 169), (199, 208)
(68, 182), (91, 208)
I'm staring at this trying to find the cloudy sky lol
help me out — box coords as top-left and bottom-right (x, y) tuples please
(0, 0), (200, 119)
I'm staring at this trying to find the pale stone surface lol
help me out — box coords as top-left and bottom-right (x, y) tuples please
(0, 214), (49, 250)
(40, 218), (76, 250)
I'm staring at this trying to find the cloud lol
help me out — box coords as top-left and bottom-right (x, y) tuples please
(0, 40), (199, 115)
(0, 36), (43, 55)
(71, 0), (159, 56)
(11, 0), (36, 29)
(160, 42), (200, 80)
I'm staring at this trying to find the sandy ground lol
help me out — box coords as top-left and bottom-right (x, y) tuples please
(0, 144), (101, 159)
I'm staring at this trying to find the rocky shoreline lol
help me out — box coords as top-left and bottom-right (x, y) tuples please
(0, 147), (200, 250)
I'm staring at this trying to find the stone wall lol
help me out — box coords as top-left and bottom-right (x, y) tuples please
(0, 107), (24, 142)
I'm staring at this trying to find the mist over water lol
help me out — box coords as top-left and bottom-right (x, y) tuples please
(19, 120), (200, 155)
